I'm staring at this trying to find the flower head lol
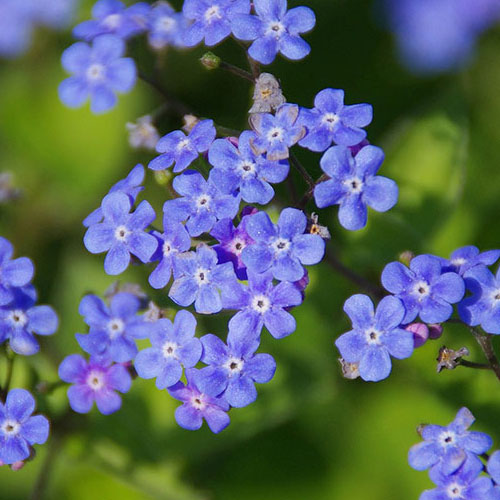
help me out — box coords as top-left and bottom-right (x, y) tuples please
(126, 116), (160, 150)
(442, 245), (500, 276)
(148, 1), (187, 49)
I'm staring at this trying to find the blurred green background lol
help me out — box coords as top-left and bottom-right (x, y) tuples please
(1, 0), (500, 498)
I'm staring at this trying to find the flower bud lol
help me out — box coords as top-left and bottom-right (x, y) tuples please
(200, 52), (221, 70)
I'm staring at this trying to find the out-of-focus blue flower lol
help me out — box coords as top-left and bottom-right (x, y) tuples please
(169, 244), (237, 314)
(196, 330), (276, 408)
(75, 293), (150, 362)
(135, 310), (202, 389)
(83, 191), (157, 275)
(249, 104), (305, 161)
(148, 120), (216, 173)
(73, 0), (149, 41)
(59, 35), (137, 114)
(208, 131), (290, 205)
(0, 286), (58, 356)
(298, 89), (373, 151)
(162, 170), (240, 237)
(183, 0), (250, 47)
(222, 270), (303, 339)
(168, 368), (230, 433)
(382, 255), (465, 324)
(442, 246), (500, 276)
(409, 407), (492, 475)
(58, 354), (132, 415)
(335, 294), (414, 382)
(35, 0), (80, 29)
(0, 1), (35, 59)
(314, 145), (398, 231)
(0, 389), (49, 465)
(241, 208), (325, 282)
(232, 0), (315, 64)
(148, 1), (187, 49)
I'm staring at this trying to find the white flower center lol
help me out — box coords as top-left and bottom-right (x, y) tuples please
(413, 281), (430, 300)
(267, 127), (284, 143)
(195, 267), (210, 285)
(321, 112), (340, 129)
(1, 419), (20, 436)
(439, 430), (456, 447)
(86, 370), (105, 391)
(162, 341), (178, 359)
(204, 5), (221, 22)
(177, 138), (190, 150)
(107, 318), (125, 338)
(224, 357), (244, 374)
(157, 16), (176, 32)
(491, 289), (500, 303)
(163, 240), (173, 256)
(8, 310), (28, 328)
(191, 395), (206, 410)
(196, 194), (211, 209)
(451, 257), (466, 267)
(365, 328), (381, 345)
(446, 482), (463, 499)
(267, 21), (285, 36)
(230, 237), (246, 256)
(114, 225), (130, 242)
(251, 294), (271, 314)
(344, 177), (364, 194)
(86, 63), (105, 82)
(272, 237), (290, 254)
(103, 13), (122, 29)
(238, 160), (256, 177)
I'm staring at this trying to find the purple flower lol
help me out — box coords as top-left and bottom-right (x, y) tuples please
(182, 0), (250, 47)
(249, 104), (305, 161)
(168, 368), (230, 433)
(148, 120), (216, 173)
(222, 270), (303, 339)
(241, 208), (325, 282)
(0, 237), (34, 306)
(421, 456), (495, 500)
(458, 266), (500, 334)
(442, 246), (500, 276)
(335, 294), (414, 382)
(149, 217), (191, 290)
(196, 330), (276, 407)
(382, 254), (465, 324)
(58, 354), (132, 415)
(147, 1), (187, 49)
(169, 244), (237, 314)
(232, 0), (315, 64)
(314, 145), (398, 231)
(0, 389), (49, 465)
(409, 407), (492, 476)
(83, 164), (145, 228)
(210, 213), (256, 280)
(0, 286), (58, 356)
(73, 0), (149, 41)
(134, 310), (202, 389)
(59, 35), (137, 114)
(163, 170), (240, 237)
(83, 191), (157, 275)
(298, 89), (373, 151)
(208, 131), (289, 205)
(75, 293), (150, 362)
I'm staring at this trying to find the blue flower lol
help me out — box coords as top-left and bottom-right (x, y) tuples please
(169, 244), (237, 314)
(442, 245), (500, 276)
(222, 270), (303, 339)
(458, 266), (500, 334)
(210, 209), (256, 280)
(75, 293), (150, 363)
(298, 89), (373, 151)
(0, 389), (49, 465)
(249, 104), (305, 161)
(73, 0), (149, 41)
(409, 407), (492, 476)
(162, 170), (240, 237)
(241, 208), (325, 282)
(196, 330), (276, 407)
(149, 217), (191, 290)
(382, 254), (465, 324)
(314, 145), (398, 231)
(0, 237), (34, 306)
(83, 164), (145, 228)
(168, 368), (230, 433)
(59, 34), (137, 114)
(208, 131), (289, 205)
(487, 451), (500, 485)
(232, 0), (316, 64)
(33, 0), (79, 29)
(134, 310), (202, 389)
(0, 286), (58, 356)
(335, 294), (414, 382)
(148, 120), (216, 173)
(147, 1), (187, 49)
(183, 0), (250, 47)
(83, 191), (157, 275)
(58, 354), (132, 415)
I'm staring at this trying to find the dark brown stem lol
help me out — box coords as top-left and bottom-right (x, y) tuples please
(219, 61), (254, 82)
(289, 152), (314, 189)
(459, 359), (491, 370)
(297, 173), (328, 209)
(470, 328), (500, 381)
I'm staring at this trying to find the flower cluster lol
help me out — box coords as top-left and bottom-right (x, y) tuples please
(335, 246), (500, 382)
(409, 407), (500, 500)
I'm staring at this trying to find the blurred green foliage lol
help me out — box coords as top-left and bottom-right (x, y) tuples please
(1, 0), (500, 499)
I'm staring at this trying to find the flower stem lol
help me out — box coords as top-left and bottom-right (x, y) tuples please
(289, 152), (315, 189)
(458, 359), (491, 370)
(218, 60), (254, 82)
(470, 328), (500, 381)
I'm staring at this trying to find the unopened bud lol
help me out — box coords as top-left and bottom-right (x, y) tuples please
(399, 250), (415, 267)
(428, 324), (443, 340)
(182, 114), (200, 133)
(200, 52), (221, 70)
(154, 169), (173, 186)
(405, 323), (429, 348)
